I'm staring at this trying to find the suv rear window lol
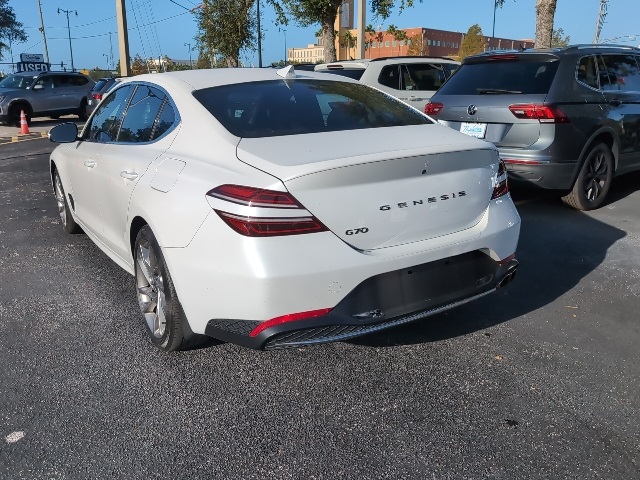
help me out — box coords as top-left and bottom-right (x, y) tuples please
(193, 79), (430, 138)
(93, 79), (109, 91)
(316, 68), (365, 80)
(438, 57), (560, 95)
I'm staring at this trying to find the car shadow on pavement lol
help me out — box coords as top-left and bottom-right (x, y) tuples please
(350, 192), (628, 348)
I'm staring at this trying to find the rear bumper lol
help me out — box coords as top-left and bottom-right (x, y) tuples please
(500, 155), (577, 190)
(205, 254), (519, 350)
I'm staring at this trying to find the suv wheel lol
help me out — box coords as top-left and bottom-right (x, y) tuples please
(9, 104), (30, 128)
(562, 142), (613, 211)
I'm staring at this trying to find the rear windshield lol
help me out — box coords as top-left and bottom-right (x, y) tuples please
(437, 58), (560, 95)
(193, 79), (430, 138)
(92, 79), (109, 92)
(316, 69), (365, 80)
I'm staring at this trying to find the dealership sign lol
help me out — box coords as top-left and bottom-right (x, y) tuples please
(16, 53), (49, 72)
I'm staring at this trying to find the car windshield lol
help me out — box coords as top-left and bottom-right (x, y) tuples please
(0, 75), (35, 89)
(437, 58), (560, 95)
(193, 79), (430, 138)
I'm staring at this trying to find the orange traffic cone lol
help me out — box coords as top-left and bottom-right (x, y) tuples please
(20, 110), (30, 134)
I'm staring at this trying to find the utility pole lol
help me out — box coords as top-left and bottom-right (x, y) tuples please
(37, 0), (50, 63)
(491, 0), (497, 49)
(357, 0), (365, 59)
(58, 8), (78, 72)
(278, 28), (287, 64)
(594, 0), (609, 43)
(185, 43), (193, 68)
(116, 0), (131, 76)
(108, 32), (115, 73)
(256, 0), (262, 67)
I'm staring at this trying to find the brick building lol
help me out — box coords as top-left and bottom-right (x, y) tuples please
(288, 26), (534, 63)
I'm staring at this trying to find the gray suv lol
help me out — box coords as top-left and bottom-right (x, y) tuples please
(427, 45), (640, 210)
(0, 71), (95, 126)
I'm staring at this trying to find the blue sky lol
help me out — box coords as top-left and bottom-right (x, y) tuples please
(4, 0), (639, 72)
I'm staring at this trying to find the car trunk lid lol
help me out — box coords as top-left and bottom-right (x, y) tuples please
(236, 125), (499, 250)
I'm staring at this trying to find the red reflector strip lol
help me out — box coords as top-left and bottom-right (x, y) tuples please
(498, 253), (516, 265)
(249, 308), (333, 337)
(503, 159), (542, 165)
(215, 211), (328, 237)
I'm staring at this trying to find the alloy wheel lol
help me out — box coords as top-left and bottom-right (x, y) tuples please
(136, 238), (167, 338)
(583, 150), (609, 202)
(54, 174), (67, 227)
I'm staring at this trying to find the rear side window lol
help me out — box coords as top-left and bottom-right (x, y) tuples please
(118, 85), (171, 143)
(599, 54), (640, 92)
(437, 57), (560, 95)
(577, 56), (599, 89)
(193, 79), (430, 138)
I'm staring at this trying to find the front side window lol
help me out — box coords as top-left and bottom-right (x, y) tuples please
(85, 85), (134, 142)
(599, 54), (640, 92)
(0, 75), (35, 89)
(193, 79), (430, 138)
(403, 63), (450, 91)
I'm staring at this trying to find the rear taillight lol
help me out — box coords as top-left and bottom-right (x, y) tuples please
(207, 184), (328, 237)
(491, 160), (509, 199)
(508, 104), (569, 123)
(249, 308), (332, 337)
(92, 93), (103, 100)
(424, 102), (443, 116)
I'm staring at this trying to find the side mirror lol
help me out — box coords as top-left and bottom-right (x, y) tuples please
(33, 84), (44, 90)
(48, 122), (79, 143)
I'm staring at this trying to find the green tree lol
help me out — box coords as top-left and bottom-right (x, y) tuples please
(130, 54), (149, 75)
(340, 30), (356, 59)
(195, 0), (257, 68)
(274, 0), (420, 63)
(407, 33), (426, 56)
(386, 24), (408, 56)
(458, 24), (484, 60)
(551, 27), (570, 48)
(0, 0), (27, 60)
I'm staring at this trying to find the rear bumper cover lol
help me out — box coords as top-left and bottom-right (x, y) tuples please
(205, 252), (518, 350)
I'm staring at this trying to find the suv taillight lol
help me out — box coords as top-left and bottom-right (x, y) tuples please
(491, 160), (509, 200)
(424, 102), (443, 116)
(92, 93), (103, 100)
(508, 104), (569, 123)
(207, 184), (328, 237)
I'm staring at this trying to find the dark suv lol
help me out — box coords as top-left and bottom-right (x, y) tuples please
(426, 45), (640, 210)
(0, 71), (95, 126)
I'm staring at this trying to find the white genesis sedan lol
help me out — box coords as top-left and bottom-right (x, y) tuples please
(48, 66), (520, 351)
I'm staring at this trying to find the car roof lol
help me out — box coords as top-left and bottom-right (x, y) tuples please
(315, 56), (459, 71)
(120, 66), (358, 92)
(465, 44), (640, 63)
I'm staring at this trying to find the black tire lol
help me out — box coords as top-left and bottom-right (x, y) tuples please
(77, 99), (88, 121)
(562, 142), (614, 211)
(53, 170), (82, 234)
(9, 104), (30, 128)
(134, 226), (212, 352)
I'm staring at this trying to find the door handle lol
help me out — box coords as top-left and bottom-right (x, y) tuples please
(84, 160), (96, 168)
(120, 171), (139, 180)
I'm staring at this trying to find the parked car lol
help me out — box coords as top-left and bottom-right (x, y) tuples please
(0, 71), (95, 126)
(315, 56), (459, 110)
(426, 44), (640, 210)
(48, 66), (519, 352)
(85, 77), (120, 117)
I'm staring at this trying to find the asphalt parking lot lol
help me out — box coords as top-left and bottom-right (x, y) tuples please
(0, 132), (639, 479)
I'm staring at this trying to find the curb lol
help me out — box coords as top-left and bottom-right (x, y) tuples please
(0, 131), (48, 146)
